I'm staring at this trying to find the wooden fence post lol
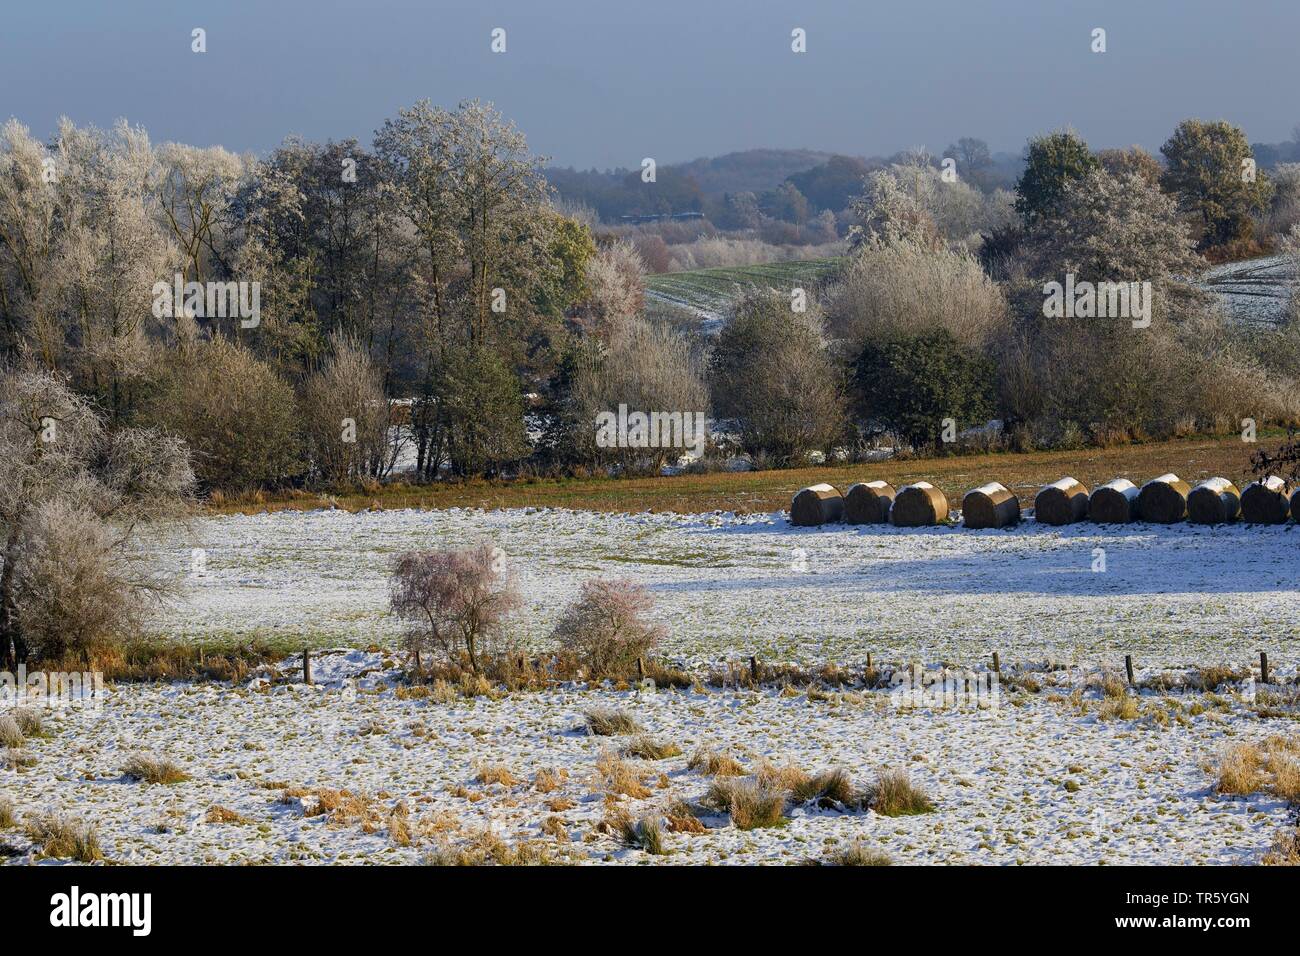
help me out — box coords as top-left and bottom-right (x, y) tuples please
(749, 655), (760, 683)
(992, 651), (1001, 674)
(1260, 651), (1270, 685)
(1125, 655), (1135, 687)
(303, 648), (313, 686)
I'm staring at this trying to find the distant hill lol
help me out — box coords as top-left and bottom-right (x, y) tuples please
(667, 149), (836, 196)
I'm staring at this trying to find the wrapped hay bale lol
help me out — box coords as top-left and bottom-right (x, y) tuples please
(1187, 477), (1241, 525)
(1088, 478), (1139, 524)
(1136, 473), (1192, 523)
(1241, 476), (1291, 524)
(1034, 477), (1089, 526)
(844, 480), (896, 524)
(890, 481), (950, 527)
(790, 483), (844, 526)
(962, 482), (1021, 529)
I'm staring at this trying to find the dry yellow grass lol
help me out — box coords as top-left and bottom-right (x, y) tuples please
(823, 842), (893, 866)
(688, 748), (746, 777)
(0, 795), (15, 829)
(1261, 828), (1300, 865)
(424, 830), (555, 866)
(702, 778), (787, 830)
(540, 816), (569, 841)
(26, 811), (103, 862)
(532, 767), (565, 793)
(623, 736), (683, 761)
(122, 754), (190, 785)
(866, 769), (935, 817)
(213, 434), (1273, 518)
(596, 752), (652, 799)
(474, 764), (519, 788)
(203, 805), (251, 825)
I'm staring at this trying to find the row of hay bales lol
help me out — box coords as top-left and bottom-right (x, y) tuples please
(790, 474), (1300, 527)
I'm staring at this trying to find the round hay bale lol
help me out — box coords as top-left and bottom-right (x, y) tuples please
(1088, 478), (1139, 524)
(889, 481), (949, 527)
(843, 480), (896, 524)
(962, 482), (1021, 529)
(1034, 477), (1089, 525)
(1241, 476), (1291, 524)
(790, 483), (844, 526)
(1187, 477), (1241, 525)
(1137, 473), (1191, 523)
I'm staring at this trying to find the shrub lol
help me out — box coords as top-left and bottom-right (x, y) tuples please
(710, 291), (848, 464)
(552, 579), (665, 680)
(829, 235), (1008, 351)
(855, 328), (996, 450)
(0, 795), (15, 828)
(0, 370), (193, 666)
(0, 717), (23, 749)
(390, 542), (522, 674)
(299, 333), (389, 484)
(438, 345), (529, 478)
(146, 336), (301, 492)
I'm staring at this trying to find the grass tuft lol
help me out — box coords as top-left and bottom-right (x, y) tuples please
(583, 707), (643, 736)
(26, 811), (103, 862)
(122, 754), (190, 785)
(865, 769), (935, 817)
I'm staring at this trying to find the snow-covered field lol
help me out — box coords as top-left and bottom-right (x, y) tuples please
(154, 506), (1298, 666)
(4, 506), (1299, 865)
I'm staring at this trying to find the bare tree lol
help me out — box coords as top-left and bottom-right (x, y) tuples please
(389, 542), (521, 674)
(300, 333), (389, 483)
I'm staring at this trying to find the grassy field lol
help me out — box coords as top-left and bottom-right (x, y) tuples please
(644, 257), (844, 319)
(213, 432), (1282, 517)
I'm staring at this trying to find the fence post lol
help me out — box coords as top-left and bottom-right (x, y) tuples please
(1125, 655), (1135, 687)
(992, 651), (1001, 674)
(1260, 651), (1270, 685)
(303, 649), (313, 686)
(749, 655), (760, 683)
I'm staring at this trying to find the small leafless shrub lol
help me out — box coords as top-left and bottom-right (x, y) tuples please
(552, 578), (665, 680)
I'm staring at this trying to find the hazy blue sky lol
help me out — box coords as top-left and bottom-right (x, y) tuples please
(3, 0), (1297, 167)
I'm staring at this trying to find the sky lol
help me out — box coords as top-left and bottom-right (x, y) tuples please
(3, 0), (1298, 168)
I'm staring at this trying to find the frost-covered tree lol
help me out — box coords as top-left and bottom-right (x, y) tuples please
(1026, 168), (1203, 285)
(710, 291), (847, 463)
(0, 369), (193, 665)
